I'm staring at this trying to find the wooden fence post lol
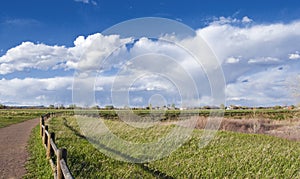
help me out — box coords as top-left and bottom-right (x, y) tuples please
(43, 125), (48, 146)
(39, 113), (73, 178)
(47, 132), (55, 159)
(40, 117), (44, 136)
(57, 148), (67, 179)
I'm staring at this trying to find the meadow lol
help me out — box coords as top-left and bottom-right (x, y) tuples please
(26, 110), (300, 178)
(0, 109), (52, 128)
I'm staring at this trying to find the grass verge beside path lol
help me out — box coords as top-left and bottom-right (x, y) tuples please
(24, 125), (53, 178)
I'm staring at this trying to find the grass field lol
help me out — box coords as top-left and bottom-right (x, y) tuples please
(0, 109), (76, 128)
(0, 109), (51, 128)
(26, 114), (300, 178)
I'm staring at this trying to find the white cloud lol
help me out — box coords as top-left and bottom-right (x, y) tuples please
(91, 1), (97, 6)
(0, 77), (73, 106)
(74, 0), (89, 4)
(0, 33), (132, 74)
(226, 57), (240, 64)
(226, 66), (295, 106)
(74, 0), (97, 5)
(198, 20), (300, 63)
(242, 16), (253, 23)
(199, 19), (300, 105)
(210, 16), (238, 25)
(210, 16), (253, 25)
(0, 42), (70, 74)
(132, 97), (144, 103)
(289, 51), (300, 60)
(68, 33), (132, 71)
(3, 18), (40, 26)
(1, 17), (300, 106)
(248, 57), (280, 64)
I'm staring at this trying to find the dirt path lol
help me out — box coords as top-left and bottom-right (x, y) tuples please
(0, 118), (39, 179)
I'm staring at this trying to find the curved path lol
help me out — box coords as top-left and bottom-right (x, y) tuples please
(0, 118), (39, 179)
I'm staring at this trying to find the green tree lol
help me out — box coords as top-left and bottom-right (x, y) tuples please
(0, 104), (5, 109)
(91, 105), (100, 109)
(273, 105), (282, 110)
(220, 104), (225, 109)
(105, 105), (114, 110)
(68, 104), (77, 109)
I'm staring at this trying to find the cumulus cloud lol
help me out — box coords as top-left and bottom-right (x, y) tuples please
(198, 20), (300, 90)
(0, 77), (73, 106)
(198, 20), (300, 63)
(0, 42), (69, 74)
(1, 17), (300, 106)
(0, 33), (132, 74)
(68, 33), (132, 71)
(226, 67), (295, 106)
(91, 37), (209, 107)
(242, 16), (253, 23)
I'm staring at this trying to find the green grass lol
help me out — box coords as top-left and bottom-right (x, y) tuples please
(0, 109), (75, 128)
(39, 115), (300, 178)
(0, 109), (49, 128)
(150, 131), (300, 178)
(24, 125), (53, 179)
(48, 116), (155, 178)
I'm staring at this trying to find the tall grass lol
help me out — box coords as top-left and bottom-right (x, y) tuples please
(40, 116), (300, 178)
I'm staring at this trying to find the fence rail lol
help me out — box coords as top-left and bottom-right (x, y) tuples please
(40, 113), (74, 179)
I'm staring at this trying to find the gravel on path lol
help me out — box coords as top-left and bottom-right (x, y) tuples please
(0, 118), (39, 179)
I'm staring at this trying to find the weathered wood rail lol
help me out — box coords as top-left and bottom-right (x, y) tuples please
(40, 113), (74, 179)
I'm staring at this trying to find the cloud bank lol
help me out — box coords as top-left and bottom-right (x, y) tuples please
(1, 17), (300, 106)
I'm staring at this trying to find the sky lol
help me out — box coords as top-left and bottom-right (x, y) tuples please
(1, 0), (300, 107)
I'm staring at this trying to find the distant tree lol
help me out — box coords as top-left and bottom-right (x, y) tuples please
(0, 104), (5, 109)
(59, 104), (65, 109)
(91, 105), (100, 109)
(48, 104), (55, 109)
(105, 105), (114, 110)
(273, 105), (282, 110)
(68, 104), (77, 109)
(229, 105), (239, 110)
(203, 105), (211, 109)
(220, 104), (225, 110)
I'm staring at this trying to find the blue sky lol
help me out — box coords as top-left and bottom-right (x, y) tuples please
(1, 0), (300, 107)
(2, 0), (300, 51)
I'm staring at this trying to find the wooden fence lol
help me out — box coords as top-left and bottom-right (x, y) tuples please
(40, 113), (74, 179)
